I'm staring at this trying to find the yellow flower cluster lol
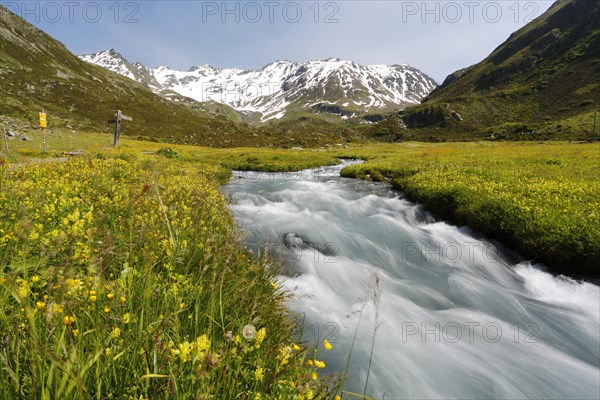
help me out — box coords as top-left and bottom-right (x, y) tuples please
(254, 327), (266, 349)
(308, 359), (326, 369)
(171, 334), (211, 363)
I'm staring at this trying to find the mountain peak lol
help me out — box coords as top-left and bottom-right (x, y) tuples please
(189, 65), (213, 72)
(80, 50), (438, 121)
(94, 48), (124, 59)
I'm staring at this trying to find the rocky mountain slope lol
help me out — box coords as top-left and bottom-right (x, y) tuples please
(80, 50), (437, 121)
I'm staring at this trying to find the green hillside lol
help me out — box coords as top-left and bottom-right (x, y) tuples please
(0, 7), (276, 147)
(391, 0), (600, 140)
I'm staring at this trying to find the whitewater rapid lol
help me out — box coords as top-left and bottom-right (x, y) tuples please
(224, 161), (600, 399)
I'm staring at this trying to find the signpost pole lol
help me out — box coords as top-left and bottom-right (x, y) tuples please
(111, 111), (131, 146)
(114, 110), (121, 146)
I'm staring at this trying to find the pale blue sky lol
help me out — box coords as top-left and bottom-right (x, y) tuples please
(5, 0), (554, 82)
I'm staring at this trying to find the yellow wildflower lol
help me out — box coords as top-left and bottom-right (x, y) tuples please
(177, 341), (192, 362)
(119, 296), (126, 303)
(103, 306), (110, 313)
(31, 276), (41, 283)
(17, 281), (29, 299)
(110, 327), (121, 339)
(254, 367), (264, 382)
(51, 303), (64, 314)
(323, 339), (333, 350)
(35, 301), (46, 309)
(107, 293), (115, 299)
(122, 313), (131, 324)
(278, 346), (292, 366)
(194, 334), (210, 360)
(63, 315), (75, 325)
(255, 327), (266, 346)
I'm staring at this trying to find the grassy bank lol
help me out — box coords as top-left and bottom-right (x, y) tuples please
(1, 129), (341, 172)
(4, 133), (599, 279)
(337, 142), (600, 277)
(0, 152), (337, 399)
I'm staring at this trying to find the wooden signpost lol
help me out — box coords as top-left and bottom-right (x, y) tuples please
(3, 127), (8, 153)
(112, 110), (133, 146)
(39, 111), (47, 152)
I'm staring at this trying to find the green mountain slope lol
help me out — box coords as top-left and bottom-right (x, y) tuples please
(0, 6), (259, 146)
(0, 7), (382, 148)
(394, 0), (600, 140)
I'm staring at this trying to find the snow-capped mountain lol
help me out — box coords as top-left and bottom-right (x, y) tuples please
(80, 49), (164, 91)
(80, 49), (437, 121)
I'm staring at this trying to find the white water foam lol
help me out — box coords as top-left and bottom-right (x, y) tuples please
(225, 162), (600, 399)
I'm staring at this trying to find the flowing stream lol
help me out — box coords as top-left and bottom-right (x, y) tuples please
(223, 160), (600, 399)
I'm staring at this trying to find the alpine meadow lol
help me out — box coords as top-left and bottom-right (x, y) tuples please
(1, 1), (599, 399)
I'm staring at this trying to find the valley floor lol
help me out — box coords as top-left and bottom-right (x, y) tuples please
(4, 132), (599, 277)
(0, 132), (598, 398)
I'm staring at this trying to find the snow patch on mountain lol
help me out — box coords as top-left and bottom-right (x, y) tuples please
(80, 49), (437, 121)
(80, 49), (137, 80)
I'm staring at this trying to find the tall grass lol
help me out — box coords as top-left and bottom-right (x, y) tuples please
(0, 152), (338, 399)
